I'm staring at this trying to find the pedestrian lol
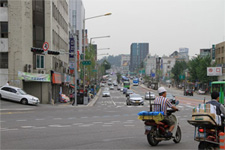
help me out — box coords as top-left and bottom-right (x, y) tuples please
(5, 81), (10, 86)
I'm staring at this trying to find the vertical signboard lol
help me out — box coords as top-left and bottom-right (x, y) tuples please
(212, 45), (215, 60)
(69, 37), (75, 58)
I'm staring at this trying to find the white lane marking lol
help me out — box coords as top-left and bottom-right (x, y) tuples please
(16, 120), (27, 122)
(21, 126), (34, 128)
(178, 106), (184, 108)
(73, 123), (83, 125)
(68, 117), (76, 120)
(81, 117), (88, 119)
(126, 120), (135, 122)
(183, 115), (188, 117)
(79, 124), (93, 127)
(104, 123), (114, 125)
(92, 116), (100, 118)
(1, 128), (19, 131)
(124, 125), (135, 127)
(0, 108), (33, 111)
(123, 122), (133, 124)
(110, 96), (116, 106)
(58, 125), (71, 127)
(33, 127), (46, 129)
(53, 118), (62, 120)
(48, 125), (61, 127)
(93, 122), (103, 124)
(186, 105), (194, 108)
(102, 125), (112, 127)
(111, 121), (121, 123)
(0, 121), (6, 123)
(35, 119), (45, 121)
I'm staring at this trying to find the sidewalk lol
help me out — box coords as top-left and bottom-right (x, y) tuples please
(49, 88), (102, 108)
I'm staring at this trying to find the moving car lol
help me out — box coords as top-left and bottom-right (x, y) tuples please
(113, 82), (118, 86)
(120, 87), (124, 92)
(145, 92), (155, 100)
(117, 85), (121, 90)
(126, 89), (134, 97)
(166, 93), (176, 103)
(184, 89), (194, 96)
(102, 90), (110, 97)
(109, 85), (114, 90)
(100, 83), (105, 87)
(126, 94), (144, 105)
(198, 89), (205, 95)
(123, 88), (127, 94)
(108, 82), (113, 86)
(0, 86), (40, 105)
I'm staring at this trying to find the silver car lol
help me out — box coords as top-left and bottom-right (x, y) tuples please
(145, 92), (155, 100)
(126, 94), (144, 105)
(109, 85), (114, 90)
(102, 90), (110, 97)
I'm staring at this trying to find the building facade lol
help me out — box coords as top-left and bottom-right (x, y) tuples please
(161, 56), (176, 82)
(179, 48), (189, 62)
(200, 48), (211, 57)
(121, 54), (130, 75)
(129, 43), (149, 72)
(143, 54), (158, 77)
(0, 0), (73, 104)
(215, 41), (225, 81)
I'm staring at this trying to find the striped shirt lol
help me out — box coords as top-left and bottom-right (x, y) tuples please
(154, 96), (173, 115)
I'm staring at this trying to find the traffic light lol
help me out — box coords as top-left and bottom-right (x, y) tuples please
(48, 50), (60, 55)
(31, 47), (44, 54)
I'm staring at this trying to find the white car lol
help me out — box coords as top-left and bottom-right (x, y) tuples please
(102, 90), (110, 97)
(0, 86), (40, 105)
(120, 87), (124, 92)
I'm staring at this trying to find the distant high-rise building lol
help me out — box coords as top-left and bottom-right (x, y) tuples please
(129, 43), (149, 72)
(200, 49), (211, 57)
(179, 48), (189, 62)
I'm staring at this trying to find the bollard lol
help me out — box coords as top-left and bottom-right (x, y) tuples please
(219, 132), (225, 150)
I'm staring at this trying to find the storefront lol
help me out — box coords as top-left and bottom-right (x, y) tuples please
(18, 71), (51, 104)
(51, 71), (62, 103)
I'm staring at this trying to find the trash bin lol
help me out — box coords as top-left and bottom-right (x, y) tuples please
(77, 93), (84, 104)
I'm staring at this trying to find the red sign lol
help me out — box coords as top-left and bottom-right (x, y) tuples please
(52, 72), (62, 84)
(42, 42), (49, 51)
(77, 51), (80, 69)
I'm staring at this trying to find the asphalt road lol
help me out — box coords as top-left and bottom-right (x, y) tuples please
(0, 80), (204, 149)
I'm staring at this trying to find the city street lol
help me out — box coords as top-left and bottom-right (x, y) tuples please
(0, 78), (213, 149)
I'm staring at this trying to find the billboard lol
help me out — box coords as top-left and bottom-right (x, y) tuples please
(122, 60), (129, 66)
(207, 67), (222, 76)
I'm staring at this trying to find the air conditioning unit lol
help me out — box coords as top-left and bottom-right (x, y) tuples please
(24, 64), (32, 73)
(38, 70), (46, 74)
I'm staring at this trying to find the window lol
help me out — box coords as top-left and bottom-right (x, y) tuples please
(0, 52), (8, 68)
(2, 87), (10, 92)
(36, 55), (45, 69)
(0, 22), (8, 38)
(0, 0), (8, 7)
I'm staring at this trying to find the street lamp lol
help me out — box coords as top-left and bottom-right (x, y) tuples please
(83, 13), (112, 101)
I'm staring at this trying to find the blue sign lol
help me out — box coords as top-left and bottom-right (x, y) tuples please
(151, 73), (155, 77)
(69, 37), (75, 58)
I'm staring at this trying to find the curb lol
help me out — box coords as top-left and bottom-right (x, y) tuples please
(87, 88), (102, 107)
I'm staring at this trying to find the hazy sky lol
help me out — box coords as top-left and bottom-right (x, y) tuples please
(82, 0), (225, 59)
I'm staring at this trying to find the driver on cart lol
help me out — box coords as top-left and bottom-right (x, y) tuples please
(206, 91), (225, 131)
(154, 87), (179, 138)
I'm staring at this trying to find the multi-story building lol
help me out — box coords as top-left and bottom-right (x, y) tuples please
(129, 43), (149, 72)
(143, 54), (158, 77)
(0, 0), (8, 87)
(161, 56), (176, 81)
(200, 48), (211, 57)
(179, 48), (189, 62)
(121, 54), (130, 75)
(0, 0), (72, 104)
(215, 41), (225, 81)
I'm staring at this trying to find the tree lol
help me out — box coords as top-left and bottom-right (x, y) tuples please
(188, 55), (217, 84)
(171, 61), (187, 84)
(116, 72), (121, 83)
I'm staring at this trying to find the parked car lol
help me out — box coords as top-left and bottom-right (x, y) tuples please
(0, 86), (40, 105)
(102, 90), (110, 97)
(126, 89), (134, 97)
(145, 92), (155, 100)
(126, 94), (144, 105)
(109, 85), (114, 90)
(184, 89), (194, 96)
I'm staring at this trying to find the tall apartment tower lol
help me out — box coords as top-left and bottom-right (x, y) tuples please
(129, 43), (149, 72)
